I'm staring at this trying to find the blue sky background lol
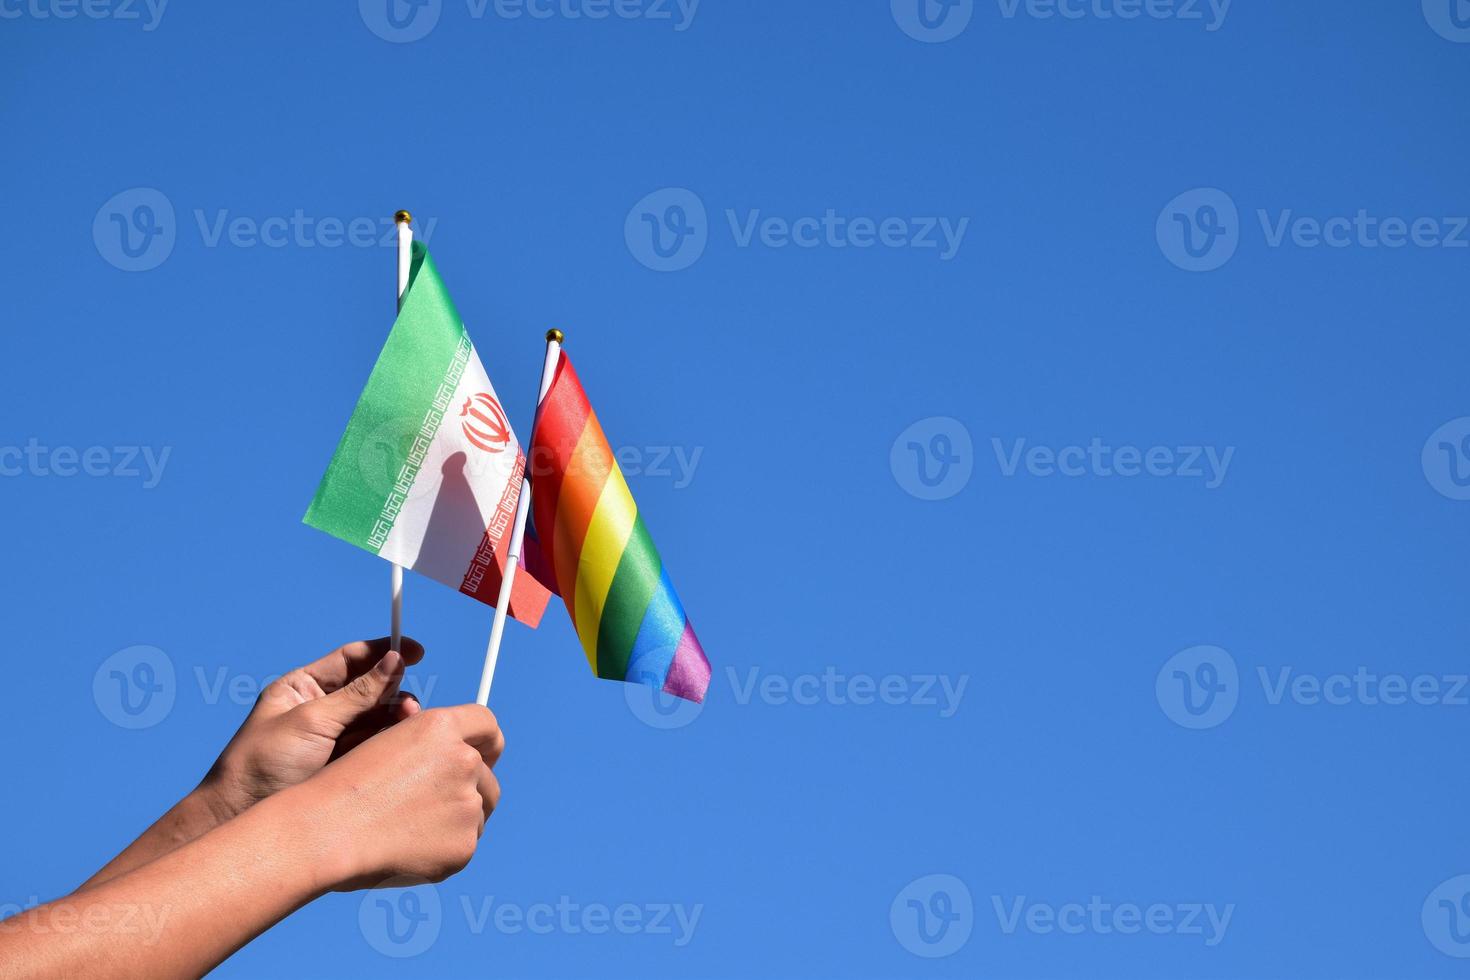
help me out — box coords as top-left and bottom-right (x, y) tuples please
(4, 1), (1470, 977)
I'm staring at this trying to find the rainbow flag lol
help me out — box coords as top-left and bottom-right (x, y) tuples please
(529, 351), (710, 703)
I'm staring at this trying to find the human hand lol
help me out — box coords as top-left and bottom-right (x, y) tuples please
(290, 704), (505, 889)
(200, 637), (426, 820)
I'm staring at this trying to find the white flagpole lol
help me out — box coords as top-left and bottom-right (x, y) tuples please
(391, 210), (413, 653)
(476, 328), (564, 706)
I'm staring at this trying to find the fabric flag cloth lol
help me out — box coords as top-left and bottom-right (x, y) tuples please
(304, 242), (552, 627)
(528, 350), (711, 703)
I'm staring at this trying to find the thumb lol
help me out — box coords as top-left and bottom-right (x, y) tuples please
(301, 649), (405, 736)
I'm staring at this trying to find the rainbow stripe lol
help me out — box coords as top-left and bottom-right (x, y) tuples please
(530, 351), (710, 703)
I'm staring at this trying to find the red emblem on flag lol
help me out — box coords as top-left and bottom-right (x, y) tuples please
(460, 393), (511, 453)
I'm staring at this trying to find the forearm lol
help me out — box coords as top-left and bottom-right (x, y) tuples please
(78, 779), (239, 891)
(0, 788), (338, 980)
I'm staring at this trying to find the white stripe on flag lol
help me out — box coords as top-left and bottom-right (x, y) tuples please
(379, 345), (524, 585)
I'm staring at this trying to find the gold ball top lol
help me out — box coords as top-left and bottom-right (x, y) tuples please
(546, 328), (565, 344)
(394, 210), (413, 225)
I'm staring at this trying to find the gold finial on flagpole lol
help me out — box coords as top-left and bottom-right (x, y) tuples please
(394, 210), (412, 226)
(546, 328), (565, 344)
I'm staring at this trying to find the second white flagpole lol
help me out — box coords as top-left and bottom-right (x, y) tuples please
(476, 328), (564, 706)
(391, 210), (413, 653)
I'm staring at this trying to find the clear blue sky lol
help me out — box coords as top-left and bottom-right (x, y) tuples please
(4, 2), (1470, 977)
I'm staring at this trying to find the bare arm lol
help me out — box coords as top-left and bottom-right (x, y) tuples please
(1, 790), (337, 979)
(1, 703), (503, 980)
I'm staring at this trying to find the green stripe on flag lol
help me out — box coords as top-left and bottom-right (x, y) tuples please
(304, 242), (471, 551)
(596, 514), (663, 681)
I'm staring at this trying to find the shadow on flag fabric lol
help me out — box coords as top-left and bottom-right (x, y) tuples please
(528, 350), (711, 702)
(304, 242), (552, 627)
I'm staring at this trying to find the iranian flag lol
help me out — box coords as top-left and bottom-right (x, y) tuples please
(304, 242), (552, 627)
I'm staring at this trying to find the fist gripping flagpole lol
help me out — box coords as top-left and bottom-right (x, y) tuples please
(476, 328), (564, 706)
(391, 210), (413, 653)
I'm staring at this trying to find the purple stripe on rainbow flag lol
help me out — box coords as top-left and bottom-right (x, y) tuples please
(662, 622), (711, 703)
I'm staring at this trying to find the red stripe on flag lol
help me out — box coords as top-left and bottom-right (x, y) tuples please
(530, 351), (592, 589)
